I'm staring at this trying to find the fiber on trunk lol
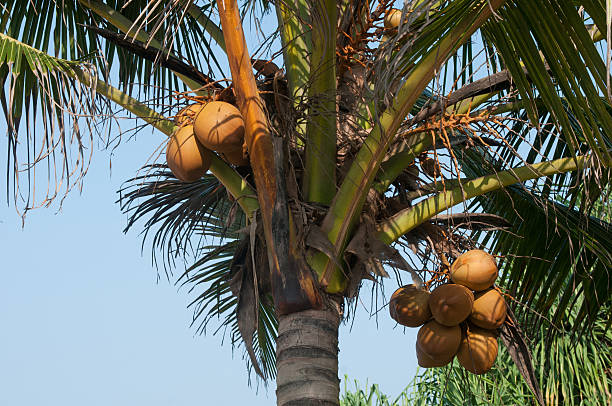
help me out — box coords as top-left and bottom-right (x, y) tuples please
(276, 306), (340, 406)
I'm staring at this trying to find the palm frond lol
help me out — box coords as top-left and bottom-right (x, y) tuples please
(0, 33), (105, 212)
(178, 242), (278, 381)
(119, 164), (278, 380)
(2, 0), (222, 100)
(460, 149), (612, 336)
(118, 165), (233, 272)
(483, 0), (612, 165)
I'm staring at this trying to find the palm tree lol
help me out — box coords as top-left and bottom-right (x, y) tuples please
(2, 0), (611, 404)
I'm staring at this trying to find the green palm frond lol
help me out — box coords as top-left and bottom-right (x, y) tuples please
(483, 0), (612, 165)
(2, 0), (222, 100)
(459, 149), (612, 335)
(0, 33), (105, 211)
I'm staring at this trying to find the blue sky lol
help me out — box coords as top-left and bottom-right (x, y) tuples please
(0, 139), (418, 404)
(0, 5), (420, 404)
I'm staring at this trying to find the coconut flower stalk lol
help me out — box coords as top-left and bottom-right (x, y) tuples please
(216, 0), (321, 315)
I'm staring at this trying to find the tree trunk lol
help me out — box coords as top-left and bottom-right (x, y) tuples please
(276, 301), (341, 405)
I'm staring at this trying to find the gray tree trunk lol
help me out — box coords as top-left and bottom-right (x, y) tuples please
(276, 302), (341, 405)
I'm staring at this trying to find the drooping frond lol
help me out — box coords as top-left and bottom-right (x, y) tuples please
(119, 165), (277, 380)
(179, 237), (278, 381)
(119, 165), (231, 273)
(0, 33), (105, 212)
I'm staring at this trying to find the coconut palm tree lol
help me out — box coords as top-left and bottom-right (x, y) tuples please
(2, 0), (611, 404)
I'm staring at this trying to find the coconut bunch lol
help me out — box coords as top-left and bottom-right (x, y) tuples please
(166, 101), (248, 182)
(388, 249), (507, 374)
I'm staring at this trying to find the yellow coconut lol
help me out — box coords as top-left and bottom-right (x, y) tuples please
(175, 103), (205, 126)
(457, 327), (498, 374)
(221, 146), (249, 167)
(389, 285), (432, 327)
(429, 284), (474, 326)
(194, 101), (245, 152)
(469, 288), (507, 329)
(450, 250), (498, 291)
(416, 320), (461, 365)
(166, 125), (211, 182)
(384, 8), (402, 29)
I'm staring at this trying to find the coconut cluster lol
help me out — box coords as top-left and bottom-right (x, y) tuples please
(388, 249), (507, 375)
(166, 101), (248, 182)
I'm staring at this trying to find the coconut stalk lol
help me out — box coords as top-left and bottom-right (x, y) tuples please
(216, 0), (321, 314)
(376, 154), (596, 244)
(310, 0), (507, 292)
(303, 0), (337, 204)
(374, 92), (497, 193)
(275, 0), (310, 104)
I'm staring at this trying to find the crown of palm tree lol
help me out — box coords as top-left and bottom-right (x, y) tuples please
(2, 0), (611, 403)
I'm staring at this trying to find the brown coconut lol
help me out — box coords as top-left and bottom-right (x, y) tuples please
(429, 284), (474, 326)
(416, 342), (452, 368)
(457, 326), (498, 374)
(221, 146), (249, 167)
(175, 103), (205, 126)
(469, 288), (507, 329)
(384, 9), (402, 29)
(194, 101), (245, 152)
(166, 125), (211, 182)
(389, 285), (431, 327)
(416, 320), (461, 365)
(450, 250), (498, 291)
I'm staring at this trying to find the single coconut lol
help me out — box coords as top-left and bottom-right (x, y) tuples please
(194, 101), (245, 152)
(469, 288), (507, 329)
(221, 146), (249, 167)
(175, 103), (205, 126)
(384, 8), (402, 29)
(457, 326), (498, 374)
(166, 125), (211, 182)
(389, 285), (431, 327)
(416, 320), (461, 365)
(450, 250), (498, 291)
(416, 342), (452, 368)
(429, 284), (474, 326)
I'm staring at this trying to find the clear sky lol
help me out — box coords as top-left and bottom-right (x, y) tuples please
(0, 5), (419, 405)
(0, 139), (418, 404)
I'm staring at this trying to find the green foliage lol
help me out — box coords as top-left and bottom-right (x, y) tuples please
(342, 313), (612, 405)
(341, 377), (412, 406)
